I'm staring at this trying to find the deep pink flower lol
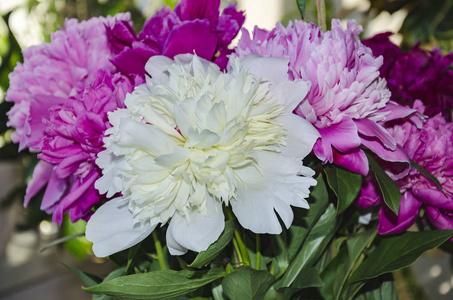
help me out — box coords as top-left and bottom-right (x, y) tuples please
(358, 101), (453, 236)
(107, 0), (244, 77)
(236, 19), (412, 176)
(6, 13), (131, 152)
(25, 72), (133, 224)
(6, 14), (133, 225)
(363, 33), (453, 120)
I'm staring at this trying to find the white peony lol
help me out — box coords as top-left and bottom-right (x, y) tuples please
(86, 54), (320, 257)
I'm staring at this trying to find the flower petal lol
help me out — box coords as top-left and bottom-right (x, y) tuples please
(86, 198), (156, 257)
(278, 114), (320, 159)
(377, 191), (421, 235)
(166, 197), (225, 255)
(332, 148), (369, 176)
(232, 151), (316, 234)
(355, 118), (396, 151)
(240, 54), (290, 86)
(24, 160), (53, 207)
(162, 20), (218, 60)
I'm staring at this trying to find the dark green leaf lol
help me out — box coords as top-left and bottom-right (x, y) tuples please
(296, 0), (307, 20)
(84, 268), (225, 300)
(62, 263), (101, 287)
(320, 228), (376, 300)
(126, 243), (142, 275)
(276, 204), (337, 288)
(222, 267), (275, 300)
(324, 164), (362, 214)
(288, 175), (329, 259)
(355, 274), (398, 300)
(348, 230), (453, 284)
(410, 159), (444, 194)
(366, 153), (401, 215)
(189, 220), (234, 268)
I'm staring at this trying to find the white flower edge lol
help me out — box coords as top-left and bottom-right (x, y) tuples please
(86, 54), (320, 257)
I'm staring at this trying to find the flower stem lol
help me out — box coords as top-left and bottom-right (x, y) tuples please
(316, 0), (327, 31)
(225, 207), (251, 266)
(152, 231), (167, 270)
(256, 234), (261, 270)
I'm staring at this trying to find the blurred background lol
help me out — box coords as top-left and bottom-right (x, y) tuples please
(0, 0), (452, 299)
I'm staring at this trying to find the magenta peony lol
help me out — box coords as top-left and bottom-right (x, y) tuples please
(107, 0), (244, 78)
(358, 101), (453, 236)
(6, 14), (134, 224)
(236, 19), (411, 176)
(363, 33), (453, 120)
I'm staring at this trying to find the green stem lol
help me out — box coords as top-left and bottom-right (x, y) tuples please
(225, 207), (251, 266)
(152, 231), (167, 270)
(316, 0), (327, 31)
(256, 234), (261, 270)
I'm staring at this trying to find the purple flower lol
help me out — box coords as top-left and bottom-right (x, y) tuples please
(363, 33), (453, 120)
(358, 101), (453, 236)
(6, 14), (134, 225)
(236, 20), (413, 176)
(107, 0), (244, 77)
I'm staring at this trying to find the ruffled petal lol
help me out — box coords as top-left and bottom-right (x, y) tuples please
(86, 198), (156, 257)
(332, 148), (369, 176)
(232, 151), (316, 234)
(355, 118), (396, 151)
(166, 197), (225, 255)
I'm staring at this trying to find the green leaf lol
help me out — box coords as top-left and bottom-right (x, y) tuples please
(296, 0), (307, 20)
(62, 263), (101, 287)
(320, 228), (376, 300)
(126, 243), (142, 275)
(222, 267), (275, 300)
(324, 164), (362, 214)
(189, 220), (234, 268)
(366, 153), (401, 215)
(354, 274), (398, 300)
(84, 268), (225, 300)
(288, 175), (329, 260)
(276, 204), (337, 288)
(348, 230), (453, 284)
(410, 159), (444, 194)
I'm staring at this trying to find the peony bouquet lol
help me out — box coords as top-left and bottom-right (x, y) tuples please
(6, 0), (453, 299)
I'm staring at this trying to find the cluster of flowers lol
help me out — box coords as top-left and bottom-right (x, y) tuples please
(6, 0), (453, 257)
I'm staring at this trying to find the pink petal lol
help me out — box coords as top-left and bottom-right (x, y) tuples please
(355, 118), (396, 151)
(175, 0), (220, 22)
(412, 188), (453, 211)
(332, 148), (369, 176)
(318, 118), (361, 153)
(24, 161), (53, 207)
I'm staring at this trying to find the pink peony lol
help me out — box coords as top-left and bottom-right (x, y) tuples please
(6, 13), (131, 152)
(236, 19), (413, 176)
(358, 101), (453, 236)
(7, 14), (134, 224)
(107, 0), (244, 78)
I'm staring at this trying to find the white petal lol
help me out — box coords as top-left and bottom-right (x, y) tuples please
(86, 198), (156, 257)
(279, 114), (320, 159)
(240, 54), (290, 85)
(145, 55), (174, 82)
(232, 151), (316, 234)
(95, 150), (126, 197)
(270, 80), (310, 113)
(166, 197), (225, 255)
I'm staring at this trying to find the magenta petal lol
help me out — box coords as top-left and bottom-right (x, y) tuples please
(111, 44), (159, 76)
(318, 118), (361, 153)
(175, 0), (220, 22)
(41, 170), (68, 212)
(24, 161), (53, 207)
(312, 138), (333, 163)
(332, 148), (369, 176)
(361, 137), (410, 180)
(355, 118), (396, 151)
(106, 20), (137, 53)
(357, 178), (382, 208)
(425, 206), (453, 231)
(412, 188), (453, 211)
(377, 191), (421, 234)
(162, 20), (218, 60)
